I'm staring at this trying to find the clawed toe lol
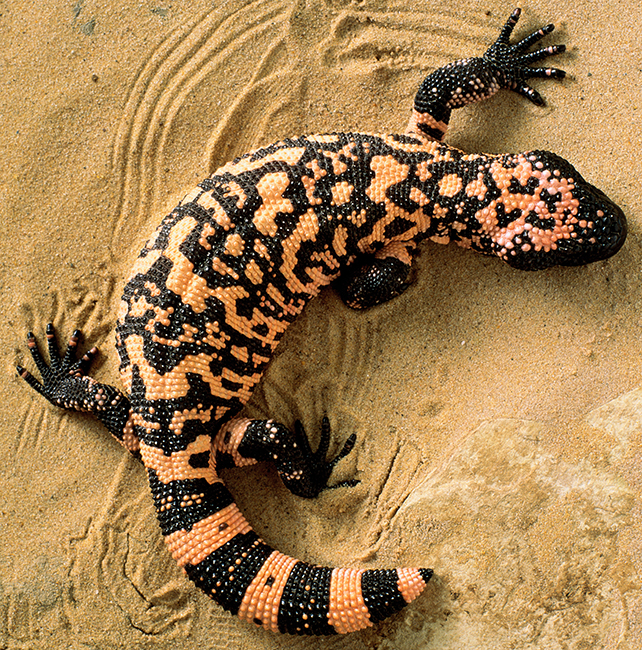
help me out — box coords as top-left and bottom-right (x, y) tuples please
(23, 324), (97, 378)
(291, 417), (360, 494)
(316, 419), (358, 491)
(17, 324), (99, 406)
(483, 8), (567, 106)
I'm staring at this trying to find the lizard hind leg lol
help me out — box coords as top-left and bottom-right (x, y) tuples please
(214, 415), (359, 498)
(17, 324), (137, 455)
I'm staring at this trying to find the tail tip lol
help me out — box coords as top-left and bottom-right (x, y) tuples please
(419, 568), (434, 584)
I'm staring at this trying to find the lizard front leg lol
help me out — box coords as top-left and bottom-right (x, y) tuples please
(336, 241), (416, 309)
(407, 8), (566, 141)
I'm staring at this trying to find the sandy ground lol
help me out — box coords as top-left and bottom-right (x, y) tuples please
(1, 0), (641, 648)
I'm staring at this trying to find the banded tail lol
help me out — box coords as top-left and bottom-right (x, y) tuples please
(140, 415), (433, 635)
(163, 486), (432, 635)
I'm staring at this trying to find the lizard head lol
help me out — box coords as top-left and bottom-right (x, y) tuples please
(485, 150), (627, 271)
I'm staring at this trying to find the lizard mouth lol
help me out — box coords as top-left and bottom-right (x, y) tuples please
(562, 183), (628, 264)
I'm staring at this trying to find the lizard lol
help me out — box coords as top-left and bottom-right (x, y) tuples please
(17, 8), (626, 636)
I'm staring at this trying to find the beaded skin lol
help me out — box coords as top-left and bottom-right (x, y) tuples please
(18, 9), (625, 635)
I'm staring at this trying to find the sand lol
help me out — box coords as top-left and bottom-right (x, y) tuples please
(1, 0), (641, 648)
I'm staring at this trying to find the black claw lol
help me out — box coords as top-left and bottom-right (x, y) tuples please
(78, 346), (98, 375)
(318, 422), (358, 491)
(27, 332), (49, 376)
(525, 66), (566, 80)
(330, 432), (357, 467)
(483, 8), (566, 106)
(63, 329), (82, 365)
(17, 365), (46, 395)
(18, 324), (97, 408)
(45, 322), (61, 362)
(514, 23), (555, 52)
(496, 7), (521, 44)
(516, 83), (545, 105)
(16, 364), (36, 385)
(314, 415), (332, 463)
(291, 417), (359, 495)
(519, 44), (566, 67)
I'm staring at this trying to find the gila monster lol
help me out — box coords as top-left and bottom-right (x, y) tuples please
(18, 9), (626, 636)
